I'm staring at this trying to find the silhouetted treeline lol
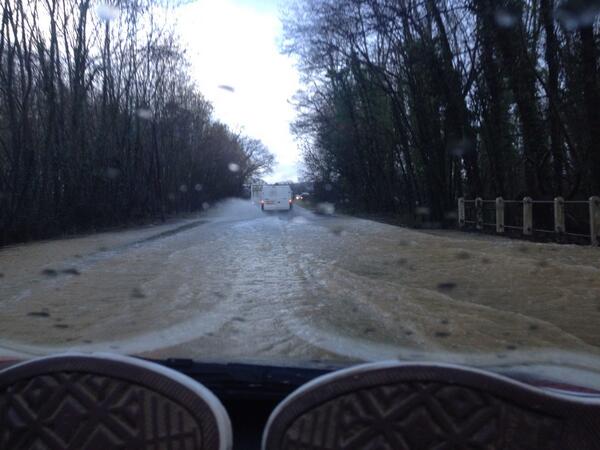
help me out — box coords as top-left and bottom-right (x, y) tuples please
(284, 0), (600, 222)
(0, 1), (274, 244)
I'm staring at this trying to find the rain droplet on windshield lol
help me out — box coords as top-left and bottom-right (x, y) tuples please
(317, 202), (335, 215)
(202, 202), (210, 210)
(136, 108), (152, 120)
(179, 184), (188, 193)
(324, 183), (332, 192)
(96, 3), (120, 22)
(448, 138), (475, 157)
(218, 85), (235, 93)
(494, 6), (520, 28)
(106, 167), (120, 179)
(555, 0), (600, 30)
(228, 163), (240, 172)
(416, 206), (430, 216)
(194, 184), (203, 192)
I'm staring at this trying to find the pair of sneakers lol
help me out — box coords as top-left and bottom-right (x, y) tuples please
(1, 353), (600, 449)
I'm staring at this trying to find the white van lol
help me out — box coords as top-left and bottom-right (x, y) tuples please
(260, 185), (292, 211)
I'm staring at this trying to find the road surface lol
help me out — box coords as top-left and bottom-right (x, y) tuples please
(2, 199), (600, 375)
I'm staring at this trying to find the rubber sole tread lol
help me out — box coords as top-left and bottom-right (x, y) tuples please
(263, 362), (600, 450)
(0, 355), (228, 450)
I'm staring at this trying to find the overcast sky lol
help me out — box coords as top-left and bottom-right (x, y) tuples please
(173, 0), (301, 182)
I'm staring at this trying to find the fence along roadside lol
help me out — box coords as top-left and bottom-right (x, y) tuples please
(458, 197), (600, 246)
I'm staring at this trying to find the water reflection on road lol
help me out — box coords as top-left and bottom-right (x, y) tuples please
(2, 199), (600, 381)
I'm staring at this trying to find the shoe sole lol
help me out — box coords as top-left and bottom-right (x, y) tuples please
(0, 353), (232, 450)
(263, 361), (600, 450)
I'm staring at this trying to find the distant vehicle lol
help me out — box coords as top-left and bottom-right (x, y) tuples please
(251, 184), (264, 204)
(295, 194), (303, 200)
(261, 185), (293, 211)
(301, 192), (310, 198)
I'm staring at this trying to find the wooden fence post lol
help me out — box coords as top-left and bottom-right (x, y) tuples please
(590, 196), (600, 246)
(458, 197), (465, 228)
(495, 197), (504, 233)
(475, 197), (483, 230)
(554, 197), (565, 237)
(523, 197), (533, 236)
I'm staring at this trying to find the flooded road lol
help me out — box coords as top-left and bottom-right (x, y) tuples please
(2, 199), (600, 377)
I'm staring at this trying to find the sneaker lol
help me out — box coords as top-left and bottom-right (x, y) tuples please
(262, 361), (600, 450)
(0, 353), (232, 450)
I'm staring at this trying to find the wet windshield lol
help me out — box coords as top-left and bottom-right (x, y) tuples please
(2, 0), (600, 386)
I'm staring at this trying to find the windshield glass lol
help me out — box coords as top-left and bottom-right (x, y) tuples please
(2, 0), (600, 387)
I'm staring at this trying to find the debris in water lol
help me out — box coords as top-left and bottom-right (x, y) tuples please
(131, 287), (147, 299)
(41, 269), (58, 277)
(54, 324), (69, 329)
(330, 226), (344, 236)
(506, 344), (518, 350)
(62, 268), (81, 275)
(434, 331), (451, 338)
(437, 282), (457, 291)
(27, 311), (50, 318)
(455, 251), (471, 260)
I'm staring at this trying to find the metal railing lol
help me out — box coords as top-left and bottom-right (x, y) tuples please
(458, 196), (600, 246)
